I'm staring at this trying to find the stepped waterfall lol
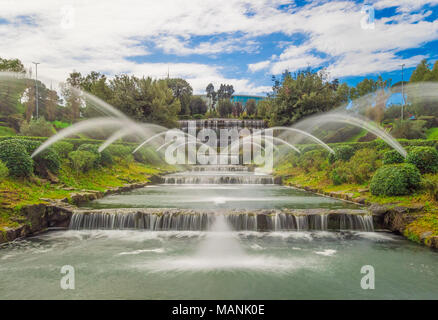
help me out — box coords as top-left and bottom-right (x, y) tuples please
(70, 164), (374, 231)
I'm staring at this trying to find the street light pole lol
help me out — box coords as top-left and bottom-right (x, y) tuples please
(32, 62), (40, 119)
(400, 63), (405, 120)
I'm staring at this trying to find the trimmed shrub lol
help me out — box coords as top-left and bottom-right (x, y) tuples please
(106, 145), (134, 163)
(15, 139), (61, 175)
(330, 169), (346, 185)
(133, 147), (162, 165)
(0, 140), (33, 177)
(77, 143), (113, 167)
(68, 150), (98, 173)
(19, 118), (56, 137)
(52, 141), (74, 159)
(370, 164), (421, 196)
(383, 150), (405, 165)
(406, 146), (438, 174)
(0, 160), (9, 180)
(328, 145), (355, 163)
(421, 174), (438, 201)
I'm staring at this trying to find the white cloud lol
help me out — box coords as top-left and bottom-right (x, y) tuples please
(0, 0), (437, 96)
(248, 60), (271, 72)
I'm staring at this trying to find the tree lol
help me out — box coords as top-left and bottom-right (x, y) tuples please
(45, 87), (60, 121)
(167, 78), (193, 116)
(189, 96), (207, 115)
(206, 83), (217, 109)
(245, 99), (257, 116)
(217, 99), (233, 117)
(410, 59), (431, 83)
(109, 75), (180, 127)
(0, 57), (26, 116)
(268, 69), (340, 125)
(217, 84), (234, 100)
(62, 71), (83, 121)
(0, 57), (25, 73)
(232, 102), (243, 117)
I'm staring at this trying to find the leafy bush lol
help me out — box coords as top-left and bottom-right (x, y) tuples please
(421, 174), (438, 201)
(370, 164), (421, 196)
(391, 119), (427, 139)
(298, 150), (329, 173)
(15, 139), (61, 175)
(383, 150), (405, 165)
(133, 147), (162, 165)
(329, 148), (381, 185)
(68, 150), (98, 172)
(330, 169), (346, 185)
(52, 141), (74, 159)
(106, 144), (134, 162)
(406, 146), (438, 173)
(347, 148), (382, 184)
(0, 139), (33, 177)
(19, 118), (56, 137)
(77, 143), (113, 167)
(0, 160), (9, 180)
(328, 145), (355, 163)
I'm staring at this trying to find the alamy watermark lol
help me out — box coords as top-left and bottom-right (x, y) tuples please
(360, 265), (375, 289)
(360, 4), (375, 30)
(60, 265), (75, 290)
(163, 124), (274, 170)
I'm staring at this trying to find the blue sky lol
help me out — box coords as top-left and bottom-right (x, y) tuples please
(0, 0), (437, 95)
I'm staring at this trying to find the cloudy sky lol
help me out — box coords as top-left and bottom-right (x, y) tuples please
(1, 0), (437, 95)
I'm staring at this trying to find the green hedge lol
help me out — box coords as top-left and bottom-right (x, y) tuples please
(370, 164), (421, 196)
(77, 144), (113, 167)
(68, 150), (98, 173)
(0, 160), (9, 180)
(383, 150), (405, 165)
(406, 146), (438, 174)
(52, 141), (74, 159)
(328, 145), (355, 163)
(15, 139), (61, 175)
(0, 140), (33, 177)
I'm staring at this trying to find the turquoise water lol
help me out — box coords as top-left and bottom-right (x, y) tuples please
(81, 184), (359, 210)
(0, 230), (437, 299)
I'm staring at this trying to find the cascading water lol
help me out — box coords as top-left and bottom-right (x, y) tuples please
(69, 210), (374, 231)
(163, 165), (275, 184)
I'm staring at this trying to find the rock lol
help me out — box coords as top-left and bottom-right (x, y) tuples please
(46, 170), (59, 183)
(420, 231), (433, 240)
(358, 188), (369, 194)
(393, 206), (409, 214)
(369, 203), (388, 216)
(354, 197), (366, 204)
(428, 236), (438, 249)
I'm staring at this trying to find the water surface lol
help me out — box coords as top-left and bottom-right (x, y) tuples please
(0, 230), (437, 299)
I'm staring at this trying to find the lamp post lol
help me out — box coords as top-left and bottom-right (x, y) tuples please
(32, 62), (40, 119)
(400, 63), (405, 120)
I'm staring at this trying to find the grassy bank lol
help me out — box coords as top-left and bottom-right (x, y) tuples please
(0, 136), (177, 233)
(274, 140), (438, 246)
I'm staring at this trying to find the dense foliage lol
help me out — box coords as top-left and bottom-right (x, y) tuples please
(77, 143), (113, 167)
(0, 140), (33, 177)
(0, 160), (9, 180)
(370, 164), (421, 196)
(329, 145), (355, 163)
(68, 150), (98, 172)
(383, 150), (405, 165)
(20, 118), (56, 137)
(406, 146), (438, 174)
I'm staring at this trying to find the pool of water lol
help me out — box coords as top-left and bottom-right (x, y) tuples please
(81, 184), (359, 210)
(1, 230), (437, 299)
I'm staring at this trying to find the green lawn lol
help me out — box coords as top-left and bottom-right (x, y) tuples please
(0, 126), (16, 136)
(426, 127), (438, 140)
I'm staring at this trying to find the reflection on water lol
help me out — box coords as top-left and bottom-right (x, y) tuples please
(82, 184), (359, 210)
